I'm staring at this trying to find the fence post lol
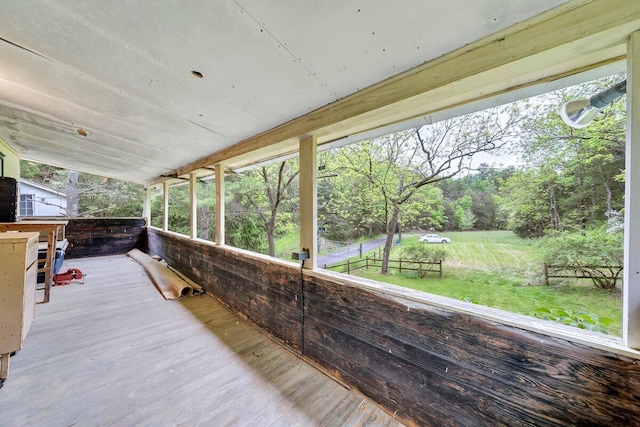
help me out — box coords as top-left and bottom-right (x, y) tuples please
(439, 260), (442, 277)
(347, 258), (350, 275)
(399, 258), (402, 273)
(359, 242), (363, 258)
(544, 263), (549, 285)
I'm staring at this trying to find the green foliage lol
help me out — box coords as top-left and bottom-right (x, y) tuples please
(226, 214), (268, 254)
(357, 231), (621, 336)
(400, 185), (446, 231)
(226, 161), (299, 256)
(325, 106), (522, 273)
(452, 195), (476, 230)
(275, 212), (296, 236)
(541, 228), (623, 290)
(321, 215), (354, 241)
(401, 243), (447, 263)
(273, 231), (300, 260)
(400, 243), (447, 277)
(502, 73), (626, 237)
(21, 160), (145, 217)
(534, 307), (615, 334)
(502, 169), (560, 238)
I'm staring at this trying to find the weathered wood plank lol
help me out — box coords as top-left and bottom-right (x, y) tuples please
(0, 254), (399, 427)
(64, 217), (146, 259)
(147, 228), (304, 348)
(147, 227), (640, 427)
(304, 276), (640, 426)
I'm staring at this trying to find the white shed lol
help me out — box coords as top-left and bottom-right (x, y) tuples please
(19, 179), (66, 217)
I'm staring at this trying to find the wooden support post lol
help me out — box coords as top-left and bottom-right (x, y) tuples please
(300, 135), (317, 269)
(162, 181), (169, 232)
(190, 172), (197, 239)
(142, 187), (151, 226)
(215, 164), (225, 245)
(624, 31), (640, 349)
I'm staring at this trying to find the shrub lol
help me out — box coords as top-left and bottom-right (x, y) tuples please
(400, 243), (447, 278)
(541, 228), (623, 290)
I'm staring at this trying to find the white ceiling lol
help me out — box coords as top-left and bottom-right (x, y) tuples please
(0, 0), (570, 184)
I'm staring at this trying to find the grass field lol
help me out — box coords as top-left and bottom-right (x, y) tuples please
(349, 231), (622, 336)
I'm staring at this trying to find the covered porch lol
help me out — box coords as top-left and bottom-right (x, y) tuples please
(0, 217), (636, 425)
(2, 1), (640, 425)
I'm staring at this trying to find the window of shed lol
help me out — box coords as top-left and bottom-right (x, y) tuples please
(19, 194), (34, 216)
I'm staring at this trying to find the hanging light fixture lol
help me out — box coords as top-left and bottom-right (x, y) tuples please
(560, 79), (627, 128)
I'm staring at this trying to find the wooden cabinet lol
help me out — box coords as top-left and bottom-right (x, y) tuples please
(0, 232), (39, 388)
(0, 221), (68, 303)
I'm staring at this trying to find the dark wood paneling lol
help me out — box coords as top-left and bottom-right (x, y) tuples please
(65, 218), (146, 259)
(304, 277), (640, 426)
(147, 228), (303, 349)
(146, 228), (640, 427)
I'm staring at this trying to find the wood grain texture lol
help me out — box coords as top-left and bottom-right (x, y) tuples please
(303, 277), (640, 426)
(0, 254), (401, 427)
(148, 228), (303, 350)
(64, 217), (146, 259)
(148, 228), (640, 427)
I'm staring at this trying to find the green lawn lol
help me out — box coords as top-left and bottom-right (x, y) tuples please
(359, 231), (622, 336)
(276, 230), (622, 336)
(274, 232), (300, 260)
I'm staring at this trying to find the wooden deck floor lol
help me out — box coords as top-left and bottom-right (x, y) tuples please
(0, 255), (403, 427)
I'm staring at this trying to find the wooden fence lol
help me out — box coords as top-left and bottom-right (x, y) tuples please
(324, 255), (442, 277)
(543, 264), (623, 286)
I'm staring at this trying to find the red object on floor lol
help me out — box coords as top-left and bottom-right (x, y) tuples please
(53, 269), (84, 286)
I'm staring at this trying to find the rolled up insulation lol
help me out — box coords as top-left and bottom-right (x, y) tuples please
(127, 249), (203, 300)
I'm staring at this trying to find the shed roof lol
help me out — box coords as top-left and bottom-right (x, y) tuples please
(20, 179), (66, 198)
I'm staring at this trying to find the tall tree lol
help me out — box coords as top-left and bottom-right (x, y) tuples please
(66, 170), (79, 217)
(507, 73), (626, 234)
(332, 103), (522, 273)
(21, 160), (144, 217)
(196, 180), (216, 240)
(229, 160), (299, 257)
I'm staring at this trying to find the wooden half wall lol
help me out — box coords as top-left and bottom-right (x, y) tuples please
(146, 227), (640, 427)
(64, 217), (147, 259)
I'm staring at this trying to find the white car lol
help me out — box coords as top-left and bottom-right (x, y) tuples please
(419, 233), (451, 243)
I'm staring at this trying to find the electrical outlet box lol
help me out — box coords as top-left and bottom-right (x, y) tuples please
(292, 250), (310, 260)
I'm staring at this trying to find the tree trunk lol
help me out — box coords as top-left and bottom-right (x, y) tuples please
(381, 206), (400, 274)
(549, 187), (561, 232)
(198, 206), (211, 239)
(604, 180), (613, 213)
(267, 218), (276, 257)
(66, 170), (79, 217)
